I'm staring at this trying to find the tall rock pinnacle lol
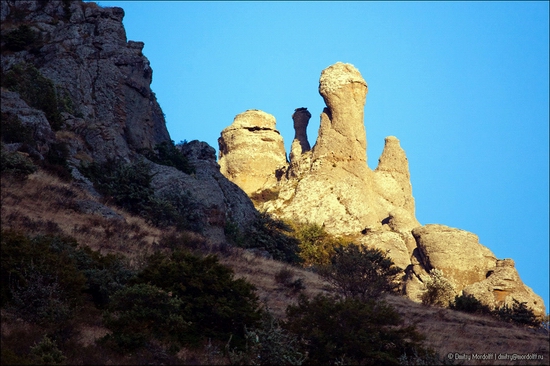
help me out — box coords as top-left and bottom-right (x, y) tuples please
(289, 107), (311, 162)
(217, 61), (545, 316)
(313, 62), (368, 165)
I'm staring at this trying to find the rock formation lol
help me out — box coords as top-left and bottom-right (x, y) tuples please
(217, 61), (546, 316)
(151, 141), (258, 243)
(218, 110), (287, 195)
(289, 107), (311, 161)
(1, 0), (170, 163)
(1, 0), (258, 243)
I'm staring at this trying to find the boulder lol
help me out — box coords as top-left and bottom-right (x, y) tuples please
(412, 224), (497, 290)
(463, 259), (546, 317)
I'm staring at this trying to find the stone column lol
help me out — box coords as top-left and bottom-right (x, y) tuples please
(289, 107), (311, 162)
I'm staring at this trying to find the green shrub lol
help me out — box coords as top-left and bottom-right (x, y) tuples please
(154, 186), (203, 232)
(494, 299), (539, 327)
(140, 140), (195, 174)
(1, 113), (34, 145)
(2, 63), (63, 130)
(0, 146), (37, 180)
(228, 310), (305, 365)
(291, 221), (346, 267)
(240, 212), (301, 264)
(284, 294), (431, 365)
(274, 267), (305, 293)
(318, 244), (402, 300)
(421, 269), (455, 307)
(81, 158), (155, 215)
(80, 159), (203, 231)
(133, 250), (262, 347)
(450, 293), (491, 314)
(40, 141), (72, 181)
(4, 25), (38, 52)
(1, 230), (135, 317)
(103, 283), (189, 352)
(1, 231), (87, 323)
(29, 335), (66, 365)
(75, 247), (135, 307)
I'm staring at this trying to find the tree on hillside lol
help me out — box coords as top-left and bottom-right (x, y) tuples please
(318, 244), (402, 300)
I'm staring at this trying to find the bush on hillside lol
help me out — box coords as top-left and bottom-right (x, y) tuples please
(102, 283), (189, 352)
(1, 229), (135, 318)
(318, 243), (402, 300)
(494, 299), (539, 327)
(291, 221), (347, 267)
(132, 250), (262, 348)
(2, 63), (63, 130)
(421, 269), (456, 307)
(1, 112), (34, 145)
(236, 212), (301, 264)
(450, 293), (491, 315)
(284, 294), (432, 365)
(29, 335), (66, 365)
(0, 146), (37, 180)
(80, 159), (203, 231)
(0, 231), (87, 323)
(139, 140), (195, 175)
(4, 25), (39, 52)
(227, 310), (305, 365)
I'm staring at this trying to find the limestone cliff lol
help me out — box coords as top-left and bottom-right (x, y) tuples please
(217, 62), (545, 316)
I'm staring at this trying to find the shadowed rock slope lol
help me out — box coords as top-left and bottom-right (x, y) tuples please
(1, 0), (257, 243)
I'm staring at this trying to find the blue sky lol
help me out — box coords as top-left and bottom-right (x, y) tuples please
(93, 1), (549, 311)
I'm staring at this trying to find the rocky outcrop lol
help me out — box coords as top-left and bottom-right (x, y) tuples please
(373, 136), (417, 222)
(1, 89), (56, 157)
(217, 62), (546, 316)
(289, 107), (311, 162)
(1, 0), (170, 162)
(463, 259), (546, 317)
(412, 225), (497, 291)
(218, 110), (287, 195)
(1, 1), (258, 246)
(150, 141), (258, 244)
(313, 62), (368, 164)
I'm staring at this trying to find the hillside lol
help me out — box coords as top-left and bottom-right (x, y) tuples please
(1, 1), (548, 365)
(1, 170), (549, 365)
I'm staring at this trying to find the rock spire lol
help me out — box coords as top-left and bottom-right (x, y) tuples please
(217, 61), (545, 316)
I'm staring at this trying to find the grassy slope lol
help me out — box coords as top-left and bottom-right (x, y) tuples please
(1, 170), (548, 365)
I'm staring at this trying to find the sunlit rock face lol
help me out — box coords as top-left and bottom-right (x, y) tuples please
(217, 61), (545, 316)
(218, 110), (288, 195)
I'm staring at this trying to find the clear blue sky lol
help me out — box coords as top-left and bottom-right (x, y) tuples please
(92, 1), (549, 311)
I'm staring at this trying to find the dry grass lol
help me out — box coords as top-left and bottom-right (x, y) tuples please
(1, 171), (164, 268)
(385, 295), (549, 365)
(218, 248), (331, 319)
(1, 169), (548, 364)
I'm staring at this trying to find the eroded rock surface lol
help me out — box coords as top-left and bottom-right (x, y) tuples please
(218, 110), (287, 195)
(1, 0), (170, 162)
(217, 61), (546, 316)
